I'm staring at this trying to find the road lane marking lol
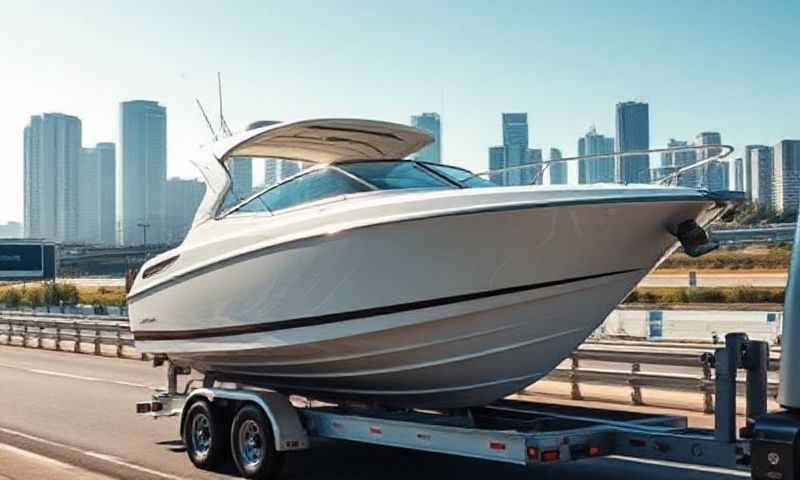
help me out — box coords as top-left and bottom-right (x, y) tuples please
(0, 426), (189, 480)
(0, 362), (157, 390)
(85, 452), (187, 480)
(610, 455), (750, 477)
(0, 441), (79, 469)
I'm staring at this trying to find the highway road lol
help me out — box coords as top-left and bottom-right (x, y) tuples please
(0, 346), (748, 480)
(640, 272), (787, 288)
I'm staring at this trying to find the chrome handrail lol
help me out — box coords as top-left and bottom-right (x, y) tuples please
(471, 144), (735, 186)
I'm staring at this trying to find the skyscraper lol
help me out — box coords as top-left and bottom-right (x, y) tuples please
(488, 146), (505, 186)
(696, 132), (723, 189)
(96, 143), (117, 245)
(750, 147), (774, 207)
(502, 113), (529, 186)
(660, 139), (698, 187)
(548, 148), (567, 185)
(734, 157), (744, 192)
(523, 149), (543, 185)
(77, 143), (116, 244)
(165, 178), (206, 243)
(615, 101), (650, 183)
(229, 157), (253, 201)
(577, 127), (614, 184)
(263, 159), (279, 186)
(743, 145), (767, 200)
(117, 100), (167, 245)
(411, 113), (441, 163)
(707, 161), (729, 191)
(773, 140), (800, 213)
(78, 147), (99, 243)
(23, 113), (81, 241)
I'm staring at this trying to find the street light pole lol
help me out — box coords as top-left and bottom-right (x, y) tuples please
(137, 222), (151, 246)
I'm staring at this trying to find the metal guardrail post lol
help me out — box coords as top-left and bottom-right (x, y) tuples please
(36, 326), (42, 348)
(55, 325), (61, 351)
(630, 363), (644, 405)
(702, 353), (714, 414)
(73, 322), (81, 353)
(22, 324), (28, 346)
(7, 321), (12, 345)
(116, 330), (122, 357)
(569, 356), (583, 400)
(94, 329), (101, 355)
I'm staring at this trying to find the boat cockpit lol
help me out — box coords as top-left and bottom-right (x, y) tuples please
(221, 160), (495, 217)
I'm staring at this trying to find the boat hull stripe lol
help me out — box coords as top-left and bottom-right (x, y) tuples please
(133, 267), (641, 341)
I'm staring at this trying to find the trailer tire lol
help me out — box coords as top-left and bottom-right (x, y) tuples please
(230, 404), (285, 480)
(183, 399), (227, 470)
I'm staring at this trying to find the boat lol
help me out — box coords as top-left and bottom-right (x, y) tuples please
(129, 118), (740, 408)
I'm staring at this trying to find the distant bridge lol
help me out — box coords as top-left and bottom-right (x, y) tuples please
(711, 223), (795, 244)
(58, 244), (173, 275)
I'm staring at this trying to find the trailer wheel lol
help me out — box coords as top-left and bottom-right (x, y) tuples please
(183, 399), (227, 470)
(231, 404), (285, 479)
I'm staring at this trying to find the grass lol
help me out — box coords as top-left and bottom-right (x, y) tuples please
(658, 243), (791, 271)
(625, 286), (784, 305)
(0, 283), (126, 307)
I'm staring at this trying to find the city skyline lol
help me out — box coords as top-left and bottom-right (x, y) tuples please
(2, 1), (799, 222)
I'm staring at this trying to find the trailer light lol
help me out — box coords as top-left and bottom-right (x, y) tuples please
(527, 447), (538, 460)
(489, 441), (506, 451)
(541, 450), (560, 462)
(369, 426), (382, 435)
(135, 402), (152, 414)
(151, 402), (163, 412)
(588, 445), (601, 456)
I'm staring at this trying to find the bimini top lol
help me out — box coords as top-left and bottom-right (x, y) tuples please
(191, 118), (434, 225)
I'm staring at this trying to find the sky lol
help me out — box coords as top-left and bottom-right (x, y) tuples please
(1, 0), (799, 223)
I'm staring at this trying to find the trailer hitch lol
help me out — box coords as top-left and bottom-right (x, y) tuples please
(672, 219), (719, 258)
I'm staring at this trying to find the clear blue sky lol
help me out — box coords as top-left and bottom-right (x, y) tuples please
(2, 0), (799, 223)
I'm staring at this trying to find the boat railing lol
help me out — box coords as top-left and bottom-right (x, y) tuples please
(471, 144), (735, 187)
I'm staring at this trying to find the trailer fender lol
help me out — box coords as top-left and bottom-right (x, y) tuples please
(182, 388), (309, 452)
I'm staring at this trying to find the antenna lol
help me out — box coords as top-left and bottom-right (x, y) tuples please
(218, 72), (232, 137)
(196, 99), (218, 141)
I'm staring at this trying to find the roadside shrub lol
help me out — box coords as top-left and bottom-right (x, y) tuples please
(0, 288), (21, 308)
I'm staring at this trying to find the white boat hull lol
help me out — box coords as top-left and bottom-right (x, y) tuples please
(130, 187), (722, 408)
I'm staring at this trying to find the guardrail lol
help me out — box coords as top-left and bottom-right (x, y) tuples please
(0, 312), (137, 359)
(536, 342), (781, 413)
(0, 312), (784, 413)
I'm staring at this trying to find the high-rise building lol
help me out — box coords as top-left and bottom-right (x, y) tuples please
(117, 100), (167, 245)
(773, 140), (800, 213)
(523, 149), (543, 185)
(0, 222), (22, 238)
(96, 143), (117, 245)
(229, 157), (253, 201)
(23, 113), (81, 241)
(707, 161), (729, 191)
(695, 132), (723, 189)
(502, 113), (529, 186)
(280, 160), (302, 179)
(660, 138), (698, 187)
(577, 127), (614, 184)
(411, 113), (441, 163)
(488, 146), (505, 186)
(548, 148), (567, 185)
(733, 157), (744, 192)
(77, 143), (116, 244)
(615, 101), (650, 183)
(165, 178), (206, 244)
(78, 147), (99, 243)
(750, 147), (774, 207)
(743, 145), (767, 200)
(263, 159), (280, 186)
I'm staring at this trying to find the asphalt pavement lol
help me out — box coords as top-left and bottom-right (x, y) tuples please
(0, 345), (749, 479)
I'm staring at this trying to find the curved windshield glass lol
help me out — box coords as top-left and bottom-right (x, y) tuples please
(233, 168), (370, 214)
(423, 163), (496, 188)
(337, 161), (454, 190)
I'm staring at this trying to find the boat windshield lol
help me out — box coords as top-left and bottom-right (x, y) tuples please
(336, 160), (461, 190)
(230, 167), (370, 215)
(421, 163), (496, 188)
